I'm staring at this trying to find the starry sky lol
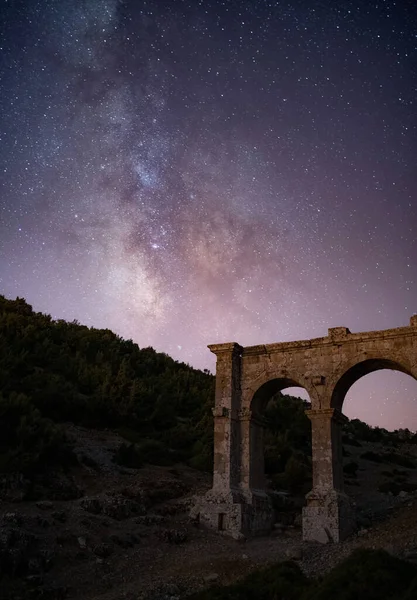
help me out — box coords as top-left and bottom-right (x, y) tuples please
(1, 0), (416, 430)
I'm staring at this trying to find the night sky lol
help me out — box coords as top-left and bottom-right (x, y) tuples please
(1, 0), (416, 430)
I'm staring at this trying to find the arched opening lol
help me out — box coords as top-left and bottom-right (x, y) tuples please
(331, 360), (417, 520)
(331, 358), (414, 412)
(249, 378), (312, 528)
(344, 370), (417, 431)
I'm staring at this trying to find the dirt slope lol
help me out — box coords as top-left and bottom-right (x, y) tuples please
(2, 425), (417, 600)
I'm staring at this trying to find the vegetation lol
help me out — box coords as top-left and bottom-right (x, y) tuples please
(0, 293), (416, 487)
(189, 549), (417, 600)
(0, 295), (214, 474)
(0, 294), (312, 487)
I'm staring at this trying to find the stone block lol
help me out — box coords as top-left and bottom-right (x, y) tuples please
(302, 489), (356, 543)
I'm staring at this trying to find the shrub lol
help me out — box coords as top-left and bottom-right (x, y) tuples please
(138, 439), (174, 466)
(0, 392), (73, 475)
(384, 453), (415, 469)
(381, 470), (394, 477)
(343, 461), (359, 477)
(304, 548), (415, 600)
(360, 451), (383, 463)
(188, 452), (213, 471)
(378, 481), (402, 495)
(114, 443), (143, 469)
(342, 435), (362, 447)
(402, 576), (417, 600)
(284, 456), (310, 493)
(188, 560), (309, 600)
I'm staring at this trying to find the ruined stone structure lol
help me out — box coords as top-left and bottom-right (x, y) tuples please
(193, 317), (417, 543)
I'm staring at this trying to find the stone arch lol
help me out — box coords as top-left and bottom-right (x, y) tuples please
(194, 318), (417, 543)
(242, 371), (321, 414)
(238, 376), (312, 499)
(330, 356), (417, 411)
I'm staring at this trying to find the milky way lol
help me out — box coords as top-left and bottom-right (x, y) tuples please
(1, 0), (416, 429)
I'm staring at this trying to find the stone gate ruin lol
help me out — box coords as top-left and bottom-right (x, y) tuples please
(193, 316), (417, 543)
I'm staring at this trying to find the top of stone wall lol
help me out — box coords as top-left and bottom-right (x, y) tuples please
(240, 317), (417, 357)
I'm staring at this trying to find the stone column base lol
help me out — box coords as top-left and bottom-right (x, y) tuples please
(302, 488), (356, 543)
(191, 488), (273, 539)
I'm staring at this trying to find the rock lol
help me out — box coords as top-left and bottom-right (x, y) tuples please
(39, 548), (55, 571)
(77, 536), (87, 548)
(357, 516), (371, 529)
(294, 513), (303, 528)
(33, 472), (82, 501)
(28, 556), (43, 574)
(358, 528), (368, 537)
(93, 543), (113, 558)
(37, 516), (50, 528)
(2, 512), (22, 525)
(141, 479), (188, 505)
(80, 494), (143, 520)
(404, 550), (417, 561)
(146, 582), (181, 599)
(231, 531), (246, 542)
(80, 496), (102, 515)
(158, 528), (188, 545)
(0, 473), (31, 502)
(52, 510), (67, 523)
(135, 514), (166, 526)
(0, 526), (38, 576)
(36, 500), (54, 510)
(109, 533), (140, 548)
(285, 547), (302, 561)
(156, 503), (186, 516)
(275, 511), (295, 527)
(102, 496), (140, 520)
(203, 572), (219, 583)
(26, 573), (44, 585)
(399, 490), (408, 498)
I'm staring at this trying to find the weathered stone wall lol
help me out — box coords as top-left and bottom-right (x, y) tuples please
(193, 317), (417, 543)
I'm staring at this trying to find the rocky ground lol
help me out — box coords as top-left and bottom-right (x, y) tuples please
(2, 425), (417, 600)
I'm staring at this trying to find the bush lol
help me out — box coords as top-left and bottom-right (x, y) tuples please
(138, 439), (174, 466)
(0, 392), (73, 475)
(378, 481), (402, 495)
(304, 548), (415, 600)
(384, 453), (415, 469)
(114, 442), (143, 469)
(360, 451), (383, 463)
(343, 461), (359, 477)
(188, 560), (309, 600)
(188, 450), (213, 472)
(284, 456), (310, 493)
(402, 576), (417, 600)
(342, 435), (362, 447)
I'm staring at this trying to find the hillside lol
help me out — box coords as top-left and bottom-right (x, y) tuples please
(1, 294), (417, 600)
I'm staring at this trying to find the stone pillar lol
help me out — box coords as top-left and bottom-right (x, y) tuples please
(192, 343), (272, 538)
(238, 408), (273, 535)
(239, 409), (267, 493)
(209, 342), (242, 495)
(302, 408), (356, 543)
(190, 343), (247, 537)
